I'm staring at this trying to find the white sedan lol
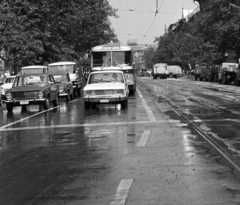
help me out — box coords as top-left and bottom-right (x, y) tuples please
(0, 75), (16, 106)
(83, 71), (129, 109)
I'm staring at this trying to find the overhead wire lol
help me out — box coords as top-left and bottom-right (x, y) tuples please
(141, 0), (165, 44)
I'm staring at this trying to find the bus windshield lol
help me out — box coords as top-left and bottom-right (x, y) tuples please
(92, 51), (132, 67)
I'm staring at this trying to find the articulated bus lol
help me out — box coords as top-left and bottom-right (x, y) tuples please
(90, 42), (136, 95)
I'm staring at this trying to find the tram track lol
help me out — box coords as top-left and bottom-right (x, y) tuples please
(138, 78), (240, 176)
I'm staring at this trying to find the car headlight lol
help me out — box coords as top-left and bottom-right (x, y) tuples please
(6, 92), (12, 100)
(114, 89), (124, 95)
(125, 74), (131, 80)
(38, 91), (43, 98)
(83, 90), (93, 97)
(1, 88), (5, 95)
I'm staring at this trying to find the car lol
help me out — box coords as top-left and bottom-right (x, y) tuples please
(0, 75), (16, 106)
(4, 73), (59, 112)
(83, 70), (129, 109)
(52, 73), (74, 101)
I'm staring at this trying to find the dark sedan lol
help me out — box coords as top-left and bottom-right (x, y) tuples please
(5, 73), (59, 112)
(52, 73), (74, 101)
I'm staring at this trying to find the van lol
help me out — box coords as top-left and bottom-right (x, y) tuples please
(167, 65), (182, 78)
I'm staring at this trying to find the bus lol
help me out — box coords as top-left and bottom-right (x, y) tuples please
(21, 65), (48, 74)
(48, 61), (84, 96)
(90, 42), (136, 95)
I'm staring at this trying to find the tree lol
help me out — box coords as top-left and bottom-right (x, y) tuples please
(0, 0), (118, 67)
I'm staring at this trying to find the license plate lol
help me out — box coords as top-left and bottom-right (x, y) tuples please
(100, 99), (109, 103)
(20, 100), (29, 105)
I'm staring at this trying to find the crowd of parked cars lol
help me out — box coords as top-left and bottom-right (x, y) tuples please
(193, 62), (240, 85)
(0, 62), (85, 112)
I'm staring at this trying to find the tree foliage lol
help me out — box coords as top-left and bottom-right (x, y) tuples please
(0, 0), (118, 66)
(146, 0), (240, 70)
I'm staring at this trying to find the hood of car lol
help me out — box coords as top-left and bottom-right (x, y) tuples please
(84, 83), (125, 91)
(6, 86), (45, 93)
(1, 83), (13, 90)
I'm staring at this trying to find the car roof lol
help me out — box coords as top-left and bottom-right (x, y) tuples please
(90, 70), (124, 74)
(21, 65), (47, 69)
(17, 73), (50, 77)
(6, 75), (16, 78)
(51, 73), (68, 75)
(48, 61), (76, 66)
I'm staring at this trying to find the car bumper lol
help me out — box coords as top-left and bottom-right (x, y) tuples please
(59, 93), (68, 97)
(83, 96), (127, 104)
(4, 98), (47, 106)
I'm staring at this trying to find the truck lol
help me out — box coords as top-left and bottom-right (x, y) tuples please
(194, 64), (211, 81)
(218, 62), (239, 85)
(207, 65), (220, 82)
(167, 65), (182, 78)
(152, 63), (168, 79)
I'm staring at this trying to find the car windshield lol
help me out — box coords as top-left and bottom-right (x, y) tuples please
(5, 77), (15, 83)
(53, 75), (68, 83)
(13, 75), (47, 87)
(89, 73), (124, 84)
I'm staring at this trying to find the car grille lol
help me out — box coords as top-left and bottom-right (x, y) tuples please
(12, 91), (38, 99)
(96, 90), (112, 95)
(88, 90), (124, 95)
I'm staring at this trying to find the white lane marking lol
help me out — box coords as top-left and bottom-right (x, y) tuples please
(136, 130), (151, 147)
(0, 121), (178, 132)
(0, 106), (60, 129)
(110, 179), (133, 205)
(137, 89), (156, 122)
(1, 118), (239, 132)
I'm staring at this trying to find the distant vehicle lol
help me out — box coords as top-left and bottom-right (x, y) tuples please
(0, 75), (16, 106)
(218, 62), (239, 85)
(152, 63), (168, 79)
(83, 70), (129, 109)
(167, 65), (182, 78)
(90, 42), (136, 95)
(21, 65), (48, 74)
(52, 73), (74, 101)
(48, 61), (84, 97)
(4, 73), (59, 112)
(194, 64), (211, 81)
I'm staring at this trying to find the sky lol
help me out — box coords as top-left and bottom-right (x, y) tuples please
(107, 0), (198, 45)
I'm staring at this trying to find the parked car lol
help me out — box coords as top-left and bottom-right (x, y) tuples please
(83, 70), (129, 109)
(52, 73), (74, 101)
(4, 73), (59, 112)
(0, 75), (16, 106)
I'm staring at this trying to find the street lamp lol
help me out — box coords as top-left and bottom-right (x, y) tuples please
(224, 52), (228, 62)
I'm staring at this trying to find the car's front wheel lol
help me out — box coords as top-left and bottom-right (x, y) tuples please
(53, 97), (59, 106)
(84, 101), (90, 109)
(121, 99), (128, 108)
(43, 97), (50, 110)
(6, 103), (13, 112)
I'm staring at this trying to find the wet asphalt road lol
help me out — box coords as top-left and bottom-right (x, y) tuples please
(1, 76), (240, 204)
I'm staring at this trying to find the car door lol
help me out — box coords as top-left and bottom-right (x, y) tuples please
(67, 74), (73, 94)
(48, 75), (58, 101)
